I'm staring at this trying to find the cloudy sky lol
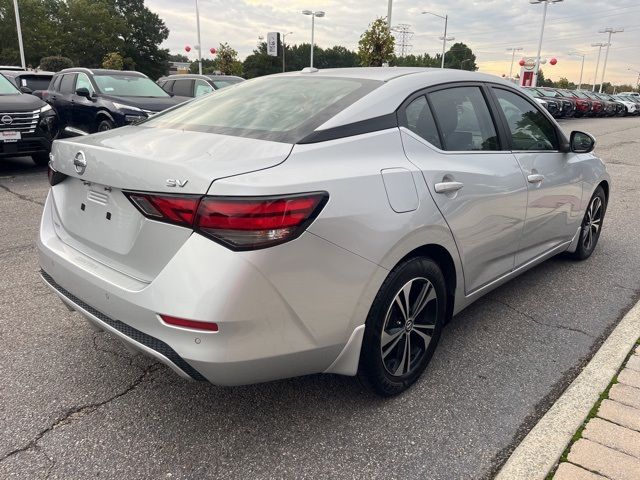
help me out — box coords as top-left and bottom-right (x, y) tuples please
(146, 0), (640, 85)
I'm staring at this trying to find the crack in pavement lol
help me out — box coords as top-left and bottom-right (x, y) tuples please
(0, 362), (161, 467)
(91, 331), (144, 367)
(0, 183), (45, 207)
(489, 298), (594, 338)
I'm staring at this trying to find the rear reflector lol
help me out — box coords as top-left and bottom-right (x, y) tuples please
(160, 314), (219, 332)
(124, 191), (328, 251)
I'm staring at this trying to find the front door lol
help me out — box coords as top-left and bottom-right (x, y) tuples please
(490, 87), (583, 266)
(400, 85), (528, 294)
(72, 72), (98, 133)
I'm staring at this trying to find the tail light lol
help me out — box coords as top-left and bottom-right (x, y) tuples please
(47, 161), (67, 186)
(124, 191), (328, 251)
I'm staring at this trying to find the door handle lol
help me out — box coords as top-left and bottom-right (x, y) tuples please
(527, 174), (545, 184)
(434, 181), (464, 194)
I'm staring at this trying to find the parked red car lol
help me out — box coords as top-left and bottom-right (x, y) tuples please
(556, 90), (591, 117)
(574, 91), (604, 116)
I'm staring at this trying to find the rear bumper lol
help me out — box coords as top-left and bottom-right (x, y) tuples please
(38, 190), (382, 385)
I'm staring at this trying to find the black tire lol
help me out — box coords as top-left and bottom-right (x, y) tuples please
(97, 118), (115, 132)
(358, 256), (446, 396)
(568, 186), (607, 261)
(31, 152), (50, 166)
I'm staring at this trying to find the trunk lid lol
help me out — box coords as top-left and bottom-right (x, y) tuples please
(49, 126), (292, 281)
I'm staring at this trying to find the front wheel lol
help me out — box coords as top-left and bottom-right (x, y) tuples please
(358, 256), (446, 396)
(569, 186), (607, 260)
(97, 118), (115, 132)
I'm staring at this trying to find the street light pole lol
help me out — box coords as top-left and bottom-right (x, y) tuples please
(387, 0), (393, 29)
(598, 27), (624, 93)
(529, 0), (564, 88)
(591, 43), (607, 91)
(13, 0), (26, 69)
(422, 11), (450, 68)
(507, 47), (523, 80)
(301, 10), (325, 69)
(282, 32), (293, 72)
(568, 52), (586, 90)
(195, 0), (202, 75)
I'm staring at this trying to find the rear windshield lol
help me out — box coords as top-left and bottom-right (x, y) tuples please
(94, 74), (169, 97)
(0, 74), (19, 95)
(143, 76), (381, 143)
(18, 75), (51, 91)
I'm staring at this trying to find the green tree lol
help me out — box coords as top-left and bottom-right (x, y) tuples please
(357, 17), (395, 67)
(322, 45), (359, 68)
(102, 52), (124, 70)
(394, 53), (439, 67)
(242, 42), (283, 78)
(443, 42), (477, 70)
(216, 42), (242, 76)
(39, 55), (73, 71)
(536, 69), (554, 87)
(169, 53), (190, 63)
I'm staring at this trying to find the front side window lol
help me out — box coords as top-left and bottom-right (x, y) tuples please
(401, 95), (442, 149)
(494, 88), (558, 151)
(75, 73), (94, 94)
(144, 76), (381, 143)
(172, 79), (194, 97)
(428, 86), (499, 151)
(93, 74), (169, 97)
(0, 74), (20, 95)
(195, 79), (214, 97)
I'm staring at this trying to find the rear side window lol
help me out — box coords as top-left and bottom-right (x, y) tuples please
(493, 88), (558, 151)
(59, 74), (76, 94)
(428, 86), (499, 151)
(172, 79), (194, 97)
(51, 75), (62, 92)
(144, 76), (381, 143)
(401, 95), (442, 149)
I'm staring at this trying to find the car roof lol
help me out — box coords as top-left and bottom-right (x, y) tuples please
(0, 70), (54, 77)
(57, 68), (147, 78)
(283, 67), (519, 130)
(161, 74), (244, 81)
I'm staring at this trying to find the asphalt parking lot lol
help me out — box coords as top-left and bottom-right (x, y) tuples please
(1, 116), (640, 480)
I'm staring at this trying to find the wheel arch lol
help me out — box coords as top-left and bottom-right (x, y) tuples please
(95, 110), (116, 130)
(598, 179), (610, 203)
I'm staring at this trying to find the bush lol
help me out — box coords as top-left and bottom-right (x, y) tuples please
(102, 52), (124, 70)
(39, 56), (73, 72)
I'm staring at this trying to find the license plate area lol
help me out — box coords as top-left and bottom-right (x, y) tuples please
(1, 131), (21, 142)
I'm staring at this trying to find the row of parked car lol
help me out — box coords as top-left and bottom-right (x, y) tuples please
(0, 66), (243, 166)
(525, 86), (640, 118)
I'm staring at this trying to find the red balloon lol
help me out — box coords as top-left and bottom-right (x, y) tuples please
(185, 45), (192, 52)
(519, 59), (526, 67)
(210, 47), (217, 55)
(550, 57), (558, 65)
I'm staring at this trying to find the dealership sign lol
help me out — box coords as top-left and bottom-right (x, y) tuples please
(267, 32), (279, 57)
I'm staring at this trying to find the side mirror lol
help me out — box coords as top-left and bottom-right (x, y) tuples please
(570, 131), (596, 154)
(20, 86), (33, 94)
(75, 87), (92, 99)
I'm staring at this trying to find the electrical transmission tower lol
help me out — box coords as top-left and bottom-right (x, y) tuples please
(392, 24), (413, 57)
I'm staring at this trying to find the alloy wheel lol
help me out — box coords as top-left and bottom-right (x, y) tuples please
(582, 196), (603, 251)
(380, 277), (439, 377)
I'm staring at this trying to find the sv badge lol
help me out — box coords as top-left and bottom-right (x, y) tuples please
(166, 179), (188, 188)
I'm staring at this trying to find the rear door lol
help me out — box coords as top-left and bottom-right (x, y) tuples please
(489, 86), (583, 266)
(54, 73), (76, 129)
(172, 79), (194, 98)
(400, 84), (528, 294)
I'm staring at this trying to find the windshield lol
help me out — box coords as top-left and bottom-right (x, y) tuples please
(0, 74), (20, 95)
(144, 76), (381, 143)
(94, 74), (169, 97)
(539, 90), (559, 98)
(212, 79), (243, 89)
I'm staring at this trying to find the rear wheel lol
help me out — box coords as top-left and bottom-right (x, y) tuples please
(358, 256), (446, 396)
(569, 186), (607, 261)
(97, 118), (115, 132)
(31, 152), (49, 166)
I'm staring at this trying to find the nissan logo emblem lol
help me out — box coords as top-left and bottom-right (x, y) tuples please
(73, 151), (87, 175)
(1, 115), (12, 125)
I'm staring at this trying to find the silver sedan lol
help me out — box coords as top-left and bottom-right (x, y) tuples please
(39, 68), (610, 396)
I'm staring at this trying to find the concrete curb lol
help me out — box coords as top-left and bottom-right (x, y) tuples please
(495, 300), (640, 480)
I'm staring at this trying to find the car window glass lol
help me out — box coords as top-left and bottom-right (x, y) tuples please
(51, 75), (62, 92)
(172, 79), (194, 97)
(428, 86), (499, 151)
(402, 95), (442, 149)
(59, 74), (76, 94)
(212, 79), (242, 89)
(195, 79), (214, 97)
(75, 73), (94, 94)
(494, 88), (558, 151)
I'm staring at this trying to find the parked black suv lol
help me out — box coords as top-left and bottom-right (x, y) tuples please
(44, 68), (187, 134)
(0, 73), (58, 165)
(158, 74), (244, 98)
